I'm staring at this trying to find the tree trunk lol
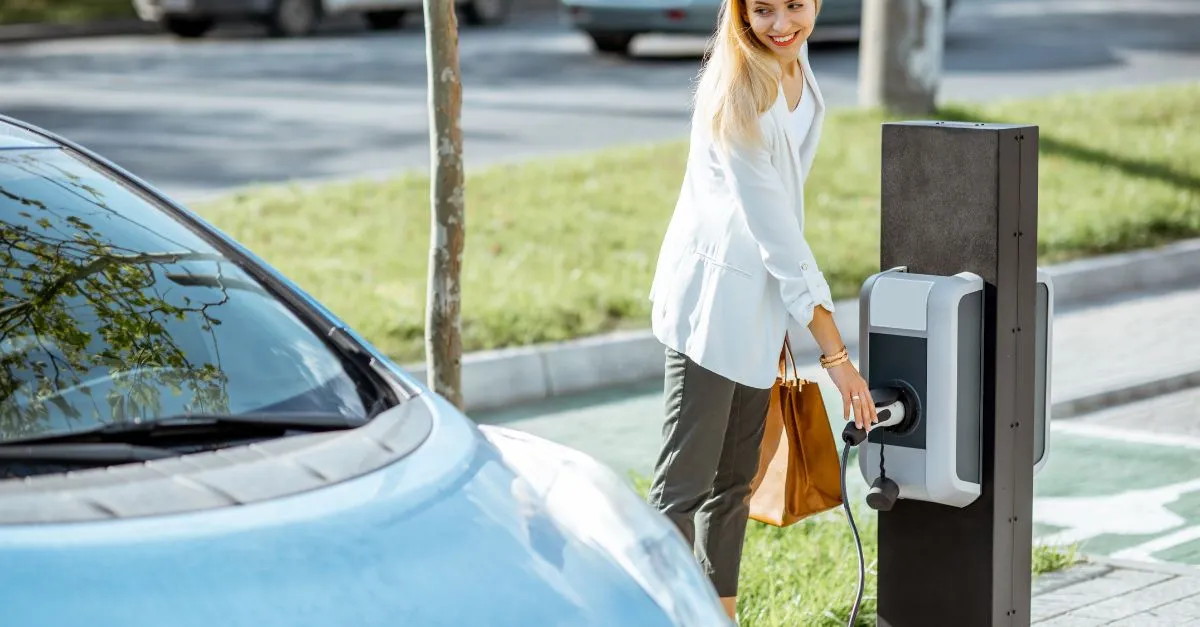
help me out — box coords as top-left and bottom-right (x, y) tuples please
(423, 0), (465, 409)
(858, 0), (946, 115)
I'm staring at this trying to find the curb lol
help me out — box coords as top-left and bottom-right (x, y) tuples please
(1031, 561), (1112, 597)
(403, 237), (1200, 413)
(0, 18), (154, 44)
(1053, 367), (1200, 420)
(1045, 238), (1200, 306)
(1080, 555), (1200, 579)
(1031, 556), (1200, 598)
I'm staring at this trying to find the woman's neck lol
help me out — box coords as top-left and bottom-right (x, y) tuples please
(779, 57), (802, 79)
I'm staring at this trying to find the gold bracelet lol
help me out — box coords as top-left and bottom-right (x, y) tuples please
(820, 346), (847, 367)
(822, 353), (850, 369)
(820, 348), (849, 367)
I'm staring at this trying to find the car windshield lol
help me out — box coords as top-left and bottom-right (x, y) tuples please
(0, 147), (386, 443)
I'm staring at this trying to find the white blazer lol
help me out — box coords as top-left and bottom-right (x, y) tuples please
(649, 43), (835, 390)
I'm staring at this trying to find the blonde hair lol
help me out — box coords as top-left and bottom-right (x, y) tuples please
(693, 0), (821, 148)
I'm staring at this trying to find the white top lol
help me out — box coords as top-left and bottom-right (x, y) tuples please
(788, 84), (817, 152)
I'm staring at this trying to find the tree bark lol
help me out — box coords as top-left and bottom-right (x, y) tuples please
(858, 0), (946, 115)
(423, 0), (465, 409)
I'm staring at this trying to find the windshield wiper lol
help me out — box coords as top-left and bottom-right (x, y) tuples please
(1, 412), (366, 447)
(0, 443), (179, 464)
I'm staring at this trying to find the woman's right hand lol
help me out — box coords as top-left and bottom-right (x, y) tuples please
(826, 360), (878, 430)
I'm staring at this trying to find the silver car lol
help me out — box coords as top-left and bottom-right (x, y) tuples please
(560, 0), (954, 55)
(133, 0), (512, 38)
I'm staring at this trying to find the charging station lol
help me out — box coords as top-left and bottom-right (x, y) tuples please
(853, 120), (1042, 627)
(853, 267), (1053, 511)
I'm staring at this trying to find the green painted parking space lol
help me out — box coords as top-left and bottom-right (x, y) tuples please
(1033, 424), (1200, 565)
(474, 381), (1200, 568)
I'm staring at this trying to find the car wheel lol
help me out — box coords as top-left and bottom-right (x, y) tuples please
(588, 32), (635, 56)
(266, 0), (321, 37)
(162, 16), (214, 38)
(364, 10), (406, 30)
(462, 0), (511, 26)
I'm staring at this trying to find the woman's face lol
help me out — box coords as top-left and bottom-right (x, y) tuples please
(745, 0), (817, 63)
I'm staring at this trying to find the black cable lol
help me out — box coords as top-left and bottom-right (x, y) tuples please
(841, 444), (865, 627)
(880, 437), (887, 479)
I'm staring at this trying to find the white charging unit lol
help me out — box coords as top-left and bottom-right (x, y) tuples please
(856, 268), (1053, 508)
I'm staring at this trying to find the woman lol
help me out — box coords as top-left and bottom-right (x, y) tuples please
(645, 0), (879, 620)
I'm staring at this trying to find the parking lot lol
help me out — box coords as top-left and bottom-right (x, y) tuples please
(1, 0), (1198, 200)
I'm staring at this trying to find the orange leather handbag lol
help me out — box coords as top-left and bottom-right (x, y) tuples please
(747, 336), (844, 527)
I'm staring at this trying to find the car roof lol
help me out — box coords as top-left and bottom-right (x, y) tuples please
(0, 116), (60, 150)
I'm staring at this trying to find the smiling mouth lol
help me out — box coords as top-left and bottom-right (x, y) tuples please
(769, 32), (798, 46)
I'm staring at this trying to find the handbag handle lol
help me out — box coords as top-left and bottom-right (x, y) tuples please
(778, 334), (805, 383)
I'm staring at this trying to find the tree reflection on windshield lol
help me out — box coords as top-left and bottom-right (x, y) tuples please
(0, 151), (235, 439)
(2, 147), (374, 445)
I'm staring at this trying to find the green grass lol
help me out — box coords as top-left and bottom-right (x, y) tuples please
(194, 82), (1200, 364)
(629, 472), (1078, 625)
(0, 0), (134, 25)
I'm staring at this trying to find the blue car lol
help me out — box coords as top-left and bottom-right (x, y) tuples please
(0, 115), (729, 626)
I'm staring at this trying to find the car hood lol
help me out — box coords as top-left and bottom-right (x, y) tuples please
(0, 393), (675, 627)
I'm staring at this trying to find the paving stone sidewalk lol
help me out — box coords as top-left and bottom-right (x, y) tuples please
(1049, 286), (1200, 405)
(1033, 561), (1200, 625)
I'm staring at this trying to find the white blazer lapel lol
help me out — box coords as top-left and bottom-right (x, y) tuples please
(799, 42), (825, 112)
(773, 81), (799, 160)
(796, 42), (825, 177)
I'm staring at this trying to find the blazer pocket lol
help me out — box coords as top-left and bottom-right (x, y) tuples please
(693, 251), (752, 279)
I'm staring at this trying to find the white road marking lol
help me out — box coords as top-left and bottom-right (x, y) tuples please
(1112, 525), (1200, 563)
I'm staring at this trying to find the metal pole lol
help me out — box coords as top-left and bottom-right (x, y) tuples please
(875, 121), (1039, 626)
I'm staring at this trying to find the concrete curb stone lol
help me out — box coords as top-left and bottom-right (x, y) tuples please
(1082, 555), (1200, 579)
(1032, 562), (1113, 597)
(1054, 367), (1200, 420)
(1032, 556), (1200, 599)
(404, 238), (1200, 413)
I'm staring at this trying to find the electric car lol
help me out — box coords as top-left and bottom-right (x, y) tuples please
(0, 115), (729, 626)
(561, 0), (957, 56)
(131, 0), (512, 39)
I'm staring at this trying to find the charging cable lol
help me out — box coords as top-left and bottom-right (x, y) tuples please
(838, 441), (866, 627)
(839, 394), (908, 627)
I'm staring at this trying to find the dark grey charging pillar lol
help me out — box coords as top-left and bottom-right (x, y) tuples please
(876, 121), (1039, 626)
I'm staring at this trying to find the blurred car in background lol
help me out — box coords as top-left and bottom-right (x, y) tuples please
(561, 0), (956, 55)
(0, 114), (731, 627)
(132, 0), (512, 38)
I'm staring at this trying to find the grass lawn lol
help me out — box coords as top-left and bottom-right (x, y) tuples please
(194, 82), (1200, 365)
(0, 0), (134, 25)
(740, 513), (1076, 626)
(627, 474), (1077, 625)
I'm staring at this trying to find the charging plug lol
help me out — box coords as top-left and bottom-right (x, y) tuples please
(841, 393), (908, 446)
(873, 399), (906, 430)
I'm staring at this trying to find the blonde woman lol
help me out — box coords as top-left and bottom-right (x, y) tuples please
(646, 0), (878, 619)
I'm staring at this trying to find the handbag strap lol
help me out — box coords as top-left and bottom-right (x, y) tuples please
(779, 334), (806, 384)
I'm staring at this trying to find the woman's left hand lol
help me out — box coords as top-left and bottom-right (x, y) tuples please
(826, 360), (878, 430)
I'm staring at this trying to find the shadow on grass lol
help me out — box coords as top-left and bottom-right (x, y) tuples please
(934, 104), (1200, 194)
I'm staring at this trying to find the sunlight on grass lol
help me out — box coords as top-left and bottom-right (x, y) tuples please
(195, 82), (1200, 363)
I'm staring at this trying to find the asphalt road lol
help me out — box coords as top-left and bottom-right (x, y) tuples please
(0, 0), (1197, 201)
